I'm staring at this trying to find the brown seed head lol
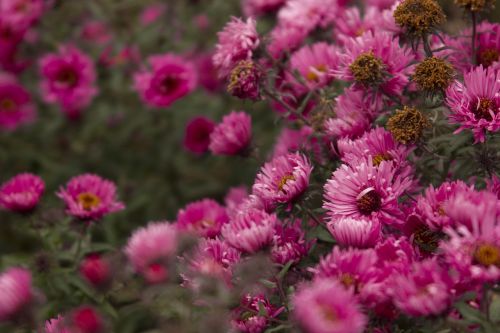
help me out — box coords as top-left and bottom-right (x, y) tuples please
(349, 51), (385, 86)
(387, 106), (430, 144)
(394, 0), (446, 36)
(413, 57), (454, 92)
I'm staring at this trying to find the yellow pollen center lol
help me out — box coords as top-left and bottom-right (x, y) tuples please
(0, 99), (16, 112)
(473, 243), (500, 267)
(372, 153), (393, 166)
(277, 174), (295, 192)
(306, 64), (328, 82)
(318, 304), (338, 323)
(77, 192), (101, 211)
(339, 273), (356, 288)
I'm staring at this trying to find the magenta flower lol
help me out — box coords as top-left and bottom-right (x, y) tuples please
(57, 174), (125, 221)
(134, 53), (196, 109)
(0, 267), (33, 322)
(242, 0), (286, 17)
(293, 279), (367, 333)
(213, 17), (259, 77)
(323, 158), (413, 225)
(183, 116), (215, 154)
(272, 126), (313, 158)
(80, 20), (112, 46)
(0, 0), (44, 30)
(391, 259), (453, 316)
(277, 0), (338, 33)
(221, 208), (277, 253)
(375, 236), (416, 274)
(327, 217), (381, 248)
(45, 315), (70, 333)
(232, 294), (282, 333)
(0, 173), (44, 213)
(224, 186), (249, 215)
(69, 306), (104, 333)
(39, 45), (97, 118)
(0, 74), (36, 130)
(446, 65), (500, 143)
(271, 220), (311, 265)
(486, 174), (500, 199)
(139, 3), (166, 26)
(209, 111), (252, 155)
(79, 254), (111, 289)
(176, 198), (229, 238)
(253, 153), (312, 206)
(124, 221), (177, 284)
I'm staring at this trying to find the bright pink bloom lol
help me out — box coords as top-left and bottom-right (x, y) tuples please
(336, 31), (414, 95)
(242, 0), (286, 17)
(0, 74), (36, 130)
(44, 315), (70, 333)
(391, 259), (453, 316)
(209, 111), (252, 155)
(375, 236), (416, 274)
(39, 45), (97, 118)
(134, 53), (196, 109)
(0, 173), (44, 212)
(213, 17), (259, 77)
(224, 186), (249, 215)
(124, 221), (177, 283)
(183, 116), (215, 154)
(293, 279), (367, 333)
(271, 220), (311, 265)
(272, 126), (313, 158)
(221, 208), (277, 253)
(323, 158), (413, 225)
(486, 174), (500, 199)
(79, 254), (111, 289)
(333, 7), (383, 44)
(139, 3), (166, 26)
(57, 174), (125, 220)
(0, 267), (33, 321)
(267, 24), (308, 59)
(232, 294), (282, 333)
(80, 20), (112, 45)
(446, 65), (500, 143)
(327, 217), (381, 248)
(69, 306), (103, 333)
(253, 152), (312, 206)
(367, 0), (397, 9)
(176, 199), (228, 238)
(0, 0), (44, 30)
(193, 52), (222, 93)
(99, 45), (140, 67)
(277, 0), (338, 33)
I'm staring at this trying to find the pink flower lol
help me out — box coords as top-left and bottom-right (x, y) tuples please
(80, 20), (112, 45)
(292, 279), (367, 333)
(134, 53), (196, 109)
(253, 153), (312, 206)
(391, 259), (453, 316)
(124, 221), (177, 283)
(69, 306), (104, 333)
(327, 217), (381, 248)
(209, 111), (252, 155)
(0, 173), (44, 212)
(232, 294), (282, 333)
(183, 116), (215, 154)
(271, 220), (311, 265)
(193, 52), (222, 93)
(446, 65), (500, 143)
(323, 158), (413, 225)
(0, 0), (44, 30)
(44, 315), (70, 333)
(375, 236), (416, 274)
(267, 24), (308, 59)
(277, 0), (338, 33)
(486, 174), (500, 199)
(139, 3), (166, 26)
(213, 17), (259, 78)
(224, 186), (249, 215)
(272, 126), (313, 158)
(79, 254), (111, 289)
(242, 0), (286, 17)
(57, 174), (125, 221)
(176, 199), (229, 238)
(39, 45), (97, 118)
(333, 7), (382, 44)
(0, 74), (36, 130)
(0, 267), (33, 322)
(221, 208), (277, 253)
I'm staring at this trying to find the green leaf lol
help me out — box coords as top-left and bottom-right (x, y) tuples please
(277, 261), (293, 280)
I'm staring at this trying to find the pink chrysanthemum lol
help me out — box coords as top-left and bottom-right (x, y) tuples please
(69, 306), (104, 333)
(176, 199), (228, 238)
(134, 53), (196, 109)
(271, 220), (312, 265)
(39, 45), (97, 118)
(327, 216), (381, 248)
(288, 42), (338, 91)
(183, 116), (215, 154)
(253, 153), (312, 206)
(293, 279), (367, 333)
(221, 208), (277, 253)
(272, 126), (313, 158)
(124, 221), (177, 283)
(57, 174), (125, 221)
(391, 259), (453, 316)
(193, 52), (222, 93)
(224, 186), (249, 216)
(232, 294), (282, 333)
(336, 31), (414, 95)
(0, 267), (33, 322)
(0, 74), (36, 130)
(79, 253), (111, 289)
(213, 17), (259, 78)
(80, 20), (112, 46)
(0, 0), (44, 30)
(333, 7), (382, 45)
(242, 0), (286, 17)
(323, 158), (413, 225)
(446, 65), (500, 143)
(44, 315), (70, 333)
(375, 236), (416, 274)
(209, 111), (252, 155)
(267, 24), (308, 59)
(0, 173), (44, 213)
(277, 0), (338, 33)
(486, 174), (500, 199)
(139, 3), (166, 26)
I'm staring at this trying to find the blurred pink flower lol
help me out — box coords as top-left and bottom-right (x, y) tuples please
(271, 220), (311, 265)
(139, 3), (166, 26)
(327, 217), (381, 248)
(183, 116), (215, 154)
(242, 0), (286, 17)
(0, 173), (44, 212)
(0, 267), (33, 322)
(209, 111), (252, 155)
(0, 74), (36, 130)
(0, 0), (44, 30)
(44, 315), (70, 333)
(80, 20), (112, 45)
(79, 254), (111, 289)
(232, 294), (282, 333)
(272, 126), (313, 158)
(69, 306), (104, 333)
(176, 198), (229, 238)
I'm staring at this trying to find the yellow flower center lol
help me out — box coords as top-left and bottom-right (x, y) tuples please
(372, 153), (393, 166)
(473, 243), (500, 267)
(339, 273), (356, 288)
(306, 64), (328, 82)
(77, 192), (101, 211)
(277, 174), (295, 192)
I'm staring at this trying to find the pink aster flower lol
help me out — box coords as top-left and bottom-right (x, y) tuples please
(39, 45), (97, 118)
(486, 174), (500, 199)
(139, 3), (166, 26)
(232, 294), (282, 333)
(272, 126), (313, 158)
(213, 17), (259, 78)
(79, 253), (111, 289)
(124, 221), (177, 283)
(0, 267), (33, 322)
(375, 236), (416, 274)
(193, 52), (222, 93)
(333, 7), (382, 45)
(327, 217), (381, 248)
(69, 306), (104, 333)
(253, 153), (312, 206)
(183, 116), (215, 154)
(293, 279), (367, 333)
(176, 199), (229, 238)
(242, 0), (286, 17)
(209, 111), (252, 155)
(80, 20), (112, 46)
(267, 24), (308, 59)
(57, 174), (125, 221)
(44, 315), (70, 333)
(0, 173), (44, 212)
(277, 0), (338, 33)
(391, 259), (453, 316)
(0, 0), (44, 30)
(0, 74), (36, 130)
(288, 42), (338, 91)
(224, 186), (249, 215)
(446, 65), (500, 143)
(323, 158), (413, 225)
(134, 53), (196, 109)
(271, 220), (312, 265)
(221, 208), (277, 253)
(336, 31), (414, 96)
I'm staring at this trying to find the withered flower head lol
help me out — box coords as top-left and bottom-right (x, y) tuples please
(394, 0), (446, 36)
(387, 106), (430, 144)
(349, 51), (386, 86)
(413, 56), (454, 93)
